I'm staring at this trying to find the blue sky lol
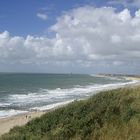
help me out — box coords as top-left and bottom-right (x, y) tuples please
(0, 0), (93, 36)
(0, 0), (136, 36)
(0, 0), (140, 74)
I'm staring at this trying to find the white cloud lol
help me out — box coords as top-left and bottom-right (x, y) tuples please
(108, 0), (140, 8)
(111, 35), (121, 43)
(118, 9), (131, 22)
(37, 13), (48, 20)
(1, 6), (140, 73)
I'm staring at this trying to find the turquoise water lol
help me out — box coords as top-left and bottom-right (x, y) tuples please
(0, 73), (133, 118)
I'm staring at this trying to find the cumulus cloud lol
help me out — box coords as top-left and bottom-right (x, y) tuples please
(37, 13), (48, 20)
(1, 6), (140, 73)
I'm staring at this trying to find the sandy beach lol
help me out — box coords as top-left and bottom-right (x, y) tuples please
(0, 104), (69, 136)
(0, 111), (46, 136)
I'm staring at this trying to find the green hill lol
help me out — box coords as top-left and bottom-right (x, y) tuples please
(1, 86), (140, 140)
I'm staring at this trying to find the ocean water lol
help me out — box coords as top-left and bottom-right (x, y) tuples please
(0, 73), (137, 118)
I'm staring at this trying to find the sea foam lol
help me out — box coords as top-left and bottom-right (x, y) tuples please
(0, 110), (28, 118)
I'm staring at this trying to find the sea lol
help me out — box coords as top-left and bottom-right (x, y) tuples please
(0, 73), (138, 118)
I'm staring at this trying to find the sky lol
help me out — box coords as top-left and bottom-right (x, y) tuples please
(0, 0), (140, 74)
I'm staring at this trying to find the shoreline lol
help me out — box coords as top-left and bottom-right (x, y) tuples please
(0, 111), (46, 136)
(0, 102), (74, 136)
(0, 77), (140, 136)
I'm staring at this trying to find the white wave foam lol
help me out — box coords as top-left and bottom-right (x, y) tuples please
(0, 110), (28, 118)
(31, 100), (74, 111)
(30, 80), (138, 111)
(0, 103), (11, 107)
(8, 80), (138, 104)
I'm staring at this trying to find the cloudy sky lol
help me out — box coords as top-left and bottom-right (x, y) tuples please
(0, 0), (140, 74)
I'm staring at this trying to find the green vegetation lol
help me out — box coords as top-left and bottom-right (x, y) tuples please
(1, 86), (140, 140)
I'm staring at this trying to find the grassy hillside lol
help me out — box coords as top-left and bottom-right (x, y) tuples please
(1, 86), (140, 140)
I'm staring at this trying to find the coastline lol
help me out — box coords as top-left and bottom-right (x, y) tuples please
(0, 76), (140, 136)
(0, 102), (73, 136)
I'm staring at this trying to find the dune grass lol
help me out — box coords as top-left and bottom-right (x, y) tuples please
(1, 86), (140, 140)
